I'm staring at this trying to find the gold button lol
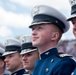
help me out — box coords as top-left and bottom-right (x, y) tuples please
(14, 73), (17, 75)
(46, 68), (49, 72)
(71, 72), (74, 75)
(51, 59), (54, 63)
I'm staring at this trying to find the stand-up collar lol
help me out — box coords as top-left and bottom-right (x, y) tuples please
(40, 48), (58, 59)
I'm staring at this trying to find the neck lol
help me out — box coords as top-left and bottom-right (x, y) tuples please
(11, 63), (23, 73)
(28, 67), (34, 74)
(38, 41), (57, 54)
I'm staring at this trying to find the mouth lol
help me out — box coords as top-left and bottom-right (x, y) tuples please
(23, 62), (28, 66)
(6, 63), (10, 67)
(23, 61), (28, 64)
(32, 37), (38, 41)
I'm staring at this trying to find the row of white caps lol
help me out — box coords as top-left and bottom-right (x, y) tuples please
(3, 35), (37, 56)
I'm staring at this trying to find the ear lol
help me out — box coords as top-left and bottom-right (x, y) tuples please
(51, 32), (59, 41)
(0, 59), (4, 68)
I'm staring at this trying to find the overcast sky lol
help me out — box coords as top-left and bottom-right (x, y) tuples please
(0, 0), (75, 44)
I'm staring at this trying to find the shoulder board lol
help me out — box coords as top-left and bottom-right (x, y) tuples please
(57, 52), (72, 58)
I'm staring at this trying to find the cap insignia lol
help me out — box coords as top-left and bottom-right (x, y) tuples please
(69, 0), (76, 6)
(5, 40), (9, 45)
(32, 6), (40, 16)
(20, 36), (26, 44)
(19, 35), (31, 44)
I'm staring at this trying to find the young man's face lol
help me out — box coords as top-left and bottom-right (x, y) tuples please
(31, 24), (60, 48)
(72, 17), (76, 37)
(22, 50), (39, 72)
(4, 52), (22, 72)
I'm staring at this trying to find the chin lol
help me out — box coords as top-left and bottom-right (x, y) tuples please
(7, 68), (11, 71)
(24, 66), (28, 69)
(33, 43), (38, 47)
(32, 41), (39, 46)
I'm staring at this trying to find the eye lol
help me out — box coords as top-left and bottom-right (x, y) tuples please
(72, 21), (75, 24)
(38, 26), (42, 29)
(32, 25), (43, 31)
(72, 20), (76, 25)
(8, 55), (14, 58)
(32, 27), (35, 30)
(32, 26), (37, 30)
(22, 53), (32, 57)
(37, 26), (44, 30)
(21, 54), (24, 57)
(27, 53), (32, 56)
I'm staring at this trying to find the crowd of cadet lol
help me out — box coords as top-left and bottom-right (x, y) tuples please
(1, 0), (76, 75)
(0, 35), (39, 75)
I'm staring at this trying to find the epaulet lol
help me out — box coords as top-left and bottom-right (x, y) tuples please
(57, 52), (72, 58)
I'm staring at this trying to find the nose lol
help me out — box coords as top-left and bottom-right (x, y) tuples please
(32, 29), (37, 36)
(73, 24), (76, 30)
(4, 57), (8, 63)
(22, 55), (27, 61)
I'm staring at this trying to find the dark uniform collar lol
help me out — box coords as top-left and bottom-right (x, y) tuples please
(11, 69), (27, 75)
(40, 48), (58, 59)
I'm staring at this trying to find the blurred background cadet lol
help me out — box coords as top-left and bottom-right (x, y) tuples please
(2, 38), (27, 75)
(19, 35), (39, 74)
(67, 0), (76, 37)
(0, 47), (11, 75)
(67, 0), (76, 60)
(67, 0), (76, 75)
